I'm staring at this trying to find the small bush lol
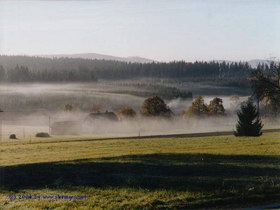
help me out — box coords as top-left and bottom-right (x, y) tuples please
(36, 132), (50, 138)
(9, 134), (17, 139)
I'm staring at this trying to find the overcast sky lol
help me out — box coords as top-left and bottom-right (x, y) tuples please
(0, 0), (279, 62)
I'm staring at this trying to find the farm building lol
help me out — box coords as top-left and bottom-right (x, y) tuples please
(51, 111), (119, 135)
(51, 121), (83, 135)
(85, 111), (119, 123)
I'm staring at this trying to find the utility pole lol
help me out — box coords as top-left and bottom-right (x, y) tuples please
(0, 120), (2, 141)
(23, 128), (25, 140)
(49, 116), (51, 134)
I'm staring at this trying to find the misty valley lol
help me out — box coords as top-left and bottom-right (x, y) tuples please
(0, 56), (278, 139)
(1, 0), (280, 209)
(0, 81), (245, 138)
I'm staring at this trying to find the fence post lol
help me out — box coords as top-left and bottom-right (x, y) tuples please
(49, 116), (51, 134)
(23, 128), (25, 140)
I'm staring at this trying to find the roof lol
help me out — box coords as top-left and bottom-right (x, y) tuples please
(86, 111), (119, 121)
(51, 120), (82, 127)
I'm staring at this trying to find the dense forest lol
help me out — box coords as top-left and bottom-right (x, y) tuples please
(0, 55), (264, 82)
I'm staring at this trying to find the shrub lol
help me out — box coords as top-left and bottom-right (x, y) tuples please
(9, 134), (17, 139)
(36, 132), (50, 138)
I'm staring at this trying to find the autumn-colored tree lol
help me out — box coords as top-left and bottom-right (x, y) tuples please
(229, 95), (240, 110)
(64, 104), (74, 112)
(251, 62), (280, 116)
(140, 96), (173, 118)
(230, 95), (240, 102)
(117, 107), (137, 120)
(208, 97), (225, 115)
(183, 96), (209, 118)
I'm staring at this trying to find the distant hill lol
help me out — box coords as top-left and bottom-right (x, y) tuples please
(39, 53), (155, 63)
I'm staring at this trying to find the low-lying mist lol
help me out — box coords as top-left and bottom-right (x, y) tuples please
(0, 81), (277, 138)
(0, 81), (247, 112)
(2, 111), (278, 139)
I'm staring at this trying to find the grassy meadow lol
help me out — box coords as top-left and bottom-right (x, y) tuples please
(0, 132), (280, 209)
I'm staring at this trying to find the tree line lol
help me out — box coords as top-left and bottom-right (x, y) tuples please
(83, 95), (226, 120)
(115, 95), (265, 137)
(0, 55), (254, 82)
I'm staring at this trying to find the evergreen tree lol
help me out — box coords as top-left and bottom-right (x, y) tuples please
(234, 100), (263, 136)
(0, 55), (253, 82)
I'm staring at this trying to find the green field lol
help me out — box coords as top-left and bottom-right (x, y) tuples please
(0, 132), (280, 209)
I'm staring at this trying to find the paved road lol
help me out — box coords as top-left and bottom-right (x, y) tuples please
(14, 128), (280, 145)
(120, 128), (280, 139)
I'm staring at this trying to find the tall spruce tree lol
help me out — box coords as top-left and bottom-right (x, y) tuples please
(235, 100), (263, 136)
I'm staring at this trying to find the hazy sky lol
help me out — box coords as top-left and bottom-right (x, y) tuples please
(0, 0), (279, 62)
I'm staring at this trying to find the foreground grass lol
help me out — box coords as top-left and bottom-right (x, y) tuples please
(1, 132), (280, 166)
(0, 132), (280, 209)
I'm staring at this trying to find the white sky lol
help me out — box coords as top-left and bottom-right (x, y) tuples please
(0, 0), (279, 62)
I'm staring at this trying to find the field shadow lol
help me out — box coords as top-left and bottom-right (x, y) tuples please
(1, 153), (280, 193)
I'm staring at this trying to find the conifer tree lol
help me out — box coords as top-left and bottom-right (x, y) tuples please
(234, 100), (263, 136)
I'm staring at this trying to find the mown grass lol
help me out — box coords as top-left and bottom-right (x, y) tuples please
(0, 132), (280, 209)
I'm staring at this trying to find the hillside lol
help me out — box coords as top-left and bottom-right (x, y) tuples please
(39, 53), (155, 63)
(1, 132), (279, 209)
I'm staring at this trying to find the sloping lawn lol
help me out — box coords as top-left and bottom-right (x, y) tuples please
(0, 132), (279, 209)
